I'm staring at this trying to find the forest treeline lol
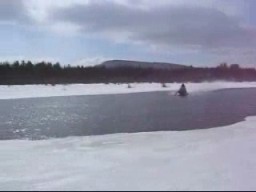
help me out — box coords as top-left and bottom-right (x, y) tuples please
(0, 61), (255, 85)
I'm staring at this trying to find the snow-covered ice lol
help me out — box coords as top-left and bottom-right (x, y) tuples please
(1, 116), (256, 191)
(0, 81), (256, 100)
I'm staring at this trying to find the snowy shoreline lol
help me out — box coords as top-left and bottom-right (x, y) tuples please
(1, 81), (256, 190)
(0, 116), (256, 190)
(1, 81), (256, 100)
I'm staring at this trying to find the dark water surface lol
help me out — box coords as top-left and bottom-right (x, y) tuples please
(0, 88), (256, 140)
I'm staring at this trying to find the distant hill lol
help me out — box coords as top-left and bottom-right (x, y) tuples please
(99, 60), (188, 70)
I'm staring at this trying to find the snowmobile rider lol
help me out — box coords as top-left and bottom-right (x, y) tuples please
(176, 84), (188, 96)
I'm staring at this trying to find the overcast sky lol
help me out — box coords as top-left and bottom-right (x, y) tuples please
(0, 0), (256, 67)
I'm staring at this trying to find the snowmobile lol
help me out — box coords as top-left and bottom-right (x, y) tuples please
(175, 84), (189, 97)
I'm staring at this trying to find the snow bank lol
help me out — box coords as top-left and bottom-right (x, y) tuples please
(0, 81), (256, 100)
(1, 116), (256, 191)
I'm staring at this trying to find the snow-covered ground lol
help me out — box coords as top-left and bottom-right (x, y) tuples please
(1, 82), (256, 190)
(0, 116), (256, 191)
(0, 81), (256, 100)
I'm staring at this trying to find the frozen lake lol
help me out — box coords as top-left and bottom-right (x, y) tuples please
(0, 88), (256, 140)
